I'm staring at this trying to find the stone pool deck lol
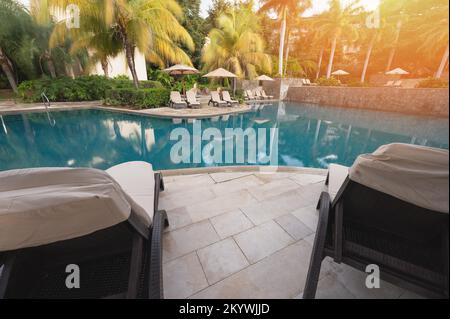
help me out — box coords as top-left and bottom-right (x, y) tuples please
(0, 100), (253, 118)
(159, 168), (423, 299)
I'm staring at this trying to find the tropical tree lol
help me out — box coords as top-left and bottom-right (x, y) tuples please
(260, 0), (312, 77)
(202, 2), (272, 79)
(417, 2), (449, 79)
(314, 0), (362, 78)
(282, 1), (312, 76)
(48, 0), (194, 87)
(0, 0), (37, 92)
(176, 0), (207, 68)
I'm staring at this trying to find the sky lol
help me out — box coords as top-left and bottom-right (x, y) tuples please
(200, 0), (380, 18)
(19, 0), (379, 18)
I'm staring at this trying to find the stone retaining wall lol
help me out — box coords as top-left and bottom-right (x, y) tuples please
(285, 86), (449, 117)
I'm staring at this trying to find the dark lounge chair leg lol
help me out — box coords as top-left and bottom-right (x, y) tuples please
(149, 210), (169, 299)
(303, 192), (331, 299)
(127, 234), (144, 299)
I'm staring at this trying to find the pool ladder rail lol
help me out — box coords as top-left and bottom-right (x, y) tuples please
(41, 92), (56, 127)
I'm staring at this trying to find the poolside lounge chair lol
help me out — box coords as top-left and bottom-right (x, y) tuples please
(0, 162), (169, 299)
(186, 91), (201, 109)
(169, 91), (187, 109)
(209, 91), (228, 107)
(253, 89), (265, 100)
(393, 80), (403, 88)
(384, 80), (395, 87)
(245, 90), (257, 101)
(259, 88), (274, 100)
(303, 144), (449, 299)
(222, 91), (239, 106)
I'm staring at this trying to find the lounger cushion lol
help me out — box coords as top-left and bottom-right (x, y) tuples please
(329, 164), (349, 201)
(0, 167), (149, 252)
(349, 143), (449, 214)
(106, 161), (155, 223)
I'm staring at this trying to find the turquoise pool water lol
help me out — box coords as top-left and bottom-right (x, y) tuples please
(0, 102), (448, 171)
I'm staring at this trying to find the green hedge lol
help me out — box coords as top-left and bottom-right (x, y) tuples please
(16, 76), (165, 103)
(17, 76), (113, 102)
(316, 76), (341, 87)
(104, 88), (170, 109)
(416, 77), (449, 88)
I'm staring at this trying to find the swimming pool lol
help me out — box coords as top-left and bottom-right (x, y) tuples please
(0, 102), (448, 171)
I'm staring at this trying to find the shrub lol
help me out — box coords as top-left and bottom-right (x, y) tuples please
(416, 77), (449, 88)
(347, 80), (370, 87)
(17, 76), (112, 102)
(16, 76), (166, 103)
(104, 88), (170, 109)
(140, 80), (164, 89)
(316, 76), (341, 87)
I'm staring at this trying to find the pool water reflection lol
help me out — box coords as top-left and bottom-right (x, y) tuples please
(0, 102), (448, 171)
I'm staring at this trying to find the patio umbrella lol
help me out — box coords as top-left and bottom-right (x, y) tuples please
(332, 70), (350, 76)
(255, 75), (275, 81)
(163, 64), (199, 94)
(385, 68), (409, 75)
(331, 69), (350, 82)
(203, 68), (238, 95)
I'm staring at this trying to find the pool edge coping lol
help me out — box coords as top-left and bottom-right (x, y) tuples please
(159, 165), (328, 176)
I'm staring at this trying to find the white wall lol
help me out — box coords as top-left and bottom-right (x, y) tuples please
(91, 50), (148, 81)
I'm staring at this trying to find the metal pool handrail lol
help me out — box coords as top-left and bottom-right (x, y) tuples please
(41, 92), (56, 127)
(0, 115), (7, 134)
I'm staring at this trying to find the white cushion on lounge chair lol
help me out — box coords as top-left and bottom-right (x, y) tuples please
(0, 166), (150, 251)
(106, 161), (155, 223)
(329, 164), (349, 201)
(349, 143), (449, 213)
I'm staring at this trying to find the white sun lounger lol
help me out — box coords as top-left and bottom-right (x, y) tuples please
(0, 162), (168, 299)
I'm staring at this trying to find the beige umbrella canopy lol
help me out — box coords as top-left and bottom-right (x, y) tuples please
(385, 68), (409, 75)
(332, 69), (350, 76)
(203, 68), (238, 94)
(255, 75), (275, 81)
(163, 64), (199, 94)
(163, 64), (199, 75)
(203, 68), (238, 78)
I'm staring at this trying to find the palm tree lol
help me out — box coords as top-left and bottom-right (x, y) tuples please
(50, 12), (122, 78)
(417, 3), (449, 79)
(260, 0), (311, 77)
(202, 3), (272, 79)
(314, 0), (362, 78)
(0, 0), (36, 92)
(49, 0), (194, 87)
(378, 0), (407, 72)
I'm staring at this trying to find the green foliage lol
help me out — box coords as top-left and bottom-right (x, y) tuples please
(16, 75), (167, 108)
(104, 88), (170, 109)
(316, 76), (341, 86)
(17, 76), (113, 102)
(176, 0), (207, 68)
(416, 77), (449, 88)
(147, 69), (174, 88)
(347, 81), (370, 87)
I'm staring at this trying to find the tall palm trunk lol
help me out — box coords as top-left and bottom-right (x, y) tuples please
(101, 58), (109, 78)
(361, 34), (376, 83)
(278, 8), (287, 77)
(42, 50), (57, 78)
(326, 36), (337, 78)
(124, 42), (139, 88)
(435, 44), (449, 79)
(316, 48), (324, 79)
(284, 29), (290, 77)
(0, 47), (17, 93)
(386, 20), (402, 72)
(119, 24), (139, 88)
